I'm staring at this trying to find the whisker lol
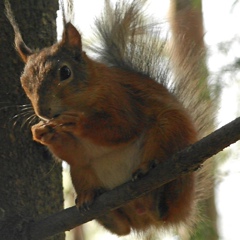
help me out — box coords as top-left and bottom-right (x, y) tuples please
(0, 102), (31, 109)
(42, 161), (58, 179)
(28, 115), (38, 127)
(20, 114), (38, 130)
(7, 104), (36, 131)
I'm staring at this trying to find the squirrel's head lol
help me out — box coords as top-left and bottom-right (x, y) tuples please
(14, 23), (90, 121)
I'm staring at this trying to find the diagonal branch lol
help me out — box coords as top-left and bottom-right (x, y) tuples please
(28, 117), (240, 240)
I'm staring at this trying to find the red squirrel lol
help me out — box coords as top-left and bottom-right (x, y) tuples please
(7, 0), (209, 236)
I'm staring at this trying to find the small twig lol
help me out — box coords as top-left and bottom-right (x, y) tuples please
(28, 117), (240, 240)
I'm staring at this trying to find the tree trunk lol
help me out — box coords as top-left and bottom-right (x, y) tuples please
(169, 1), (219, 239)
(0, 1), (64, 239)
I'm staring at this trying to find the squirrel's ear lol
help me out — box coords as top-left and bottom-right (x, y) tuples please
(5, 0), (33, 63)
(61, 22), (82, 50)
(15, 35), (33, 63)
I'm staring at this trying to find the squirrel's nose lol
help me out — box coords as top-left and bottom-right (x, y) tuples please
(35, 106), (53, 120)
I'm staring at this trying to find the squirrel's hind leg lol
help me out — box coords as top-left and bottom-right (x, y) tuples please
(96, 209), (131, 236)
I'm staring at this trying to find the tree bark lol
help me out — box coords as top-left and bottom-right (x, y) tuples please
(0, 1), (64, 240)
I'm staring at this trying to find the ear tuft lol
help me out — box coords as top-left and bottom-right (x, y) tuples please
(5, 0), (32, 63)
(61, 22), (82, 50)
(15, 33), (33, 63)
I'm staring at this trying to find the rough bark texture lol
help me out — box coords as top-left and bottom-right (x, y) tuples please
(0, 1), (64, 239)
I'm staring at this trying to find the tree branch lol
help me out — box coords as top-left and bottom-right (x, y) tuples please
(28, 117), (240, 240)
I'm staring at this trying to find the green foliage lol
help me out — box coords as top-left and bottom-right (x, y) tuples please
(190, 220), (218, 240)
(191, 0), (202, 9)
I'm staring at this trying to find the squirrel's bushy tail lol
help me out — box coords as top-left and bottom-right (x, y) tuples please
(88, 0), (171, 87)
(89, 0), (214, 137)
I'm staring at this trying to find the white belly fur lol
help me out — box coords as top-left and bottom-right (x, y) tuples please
(80, 137), (143, 189)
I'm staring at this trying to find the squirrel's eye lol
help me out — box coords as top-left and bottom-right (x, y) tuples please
(59, 65), (71, 81)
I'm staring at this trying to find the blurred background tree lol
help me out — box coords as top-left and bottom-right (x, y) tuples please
(169, 0), (218, 239)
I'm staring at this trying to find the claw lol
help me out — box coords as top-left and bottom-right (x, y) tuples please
(76, 199), (92, 213)
(75, 188), (106, 213)
(132, 159), (158, 181)
(132, 169), (145, 181)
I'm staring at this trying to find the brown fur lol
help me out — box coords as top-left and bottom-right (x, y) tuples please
(7, 0), (209, 236)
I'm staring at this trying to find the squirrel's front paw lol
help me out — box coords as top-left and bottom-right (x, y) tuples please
(50, 112), (80, 132)
(75, 188), (106, 212)
(132, 159), (158, 181)
(31, 122), (57, 145)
